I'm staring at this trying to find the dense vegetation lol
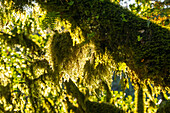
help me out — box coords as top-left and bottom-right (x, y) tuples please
(0, 0), (169, 112)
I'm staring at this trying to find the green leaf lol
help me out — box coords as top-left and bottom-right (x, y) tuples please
(121, 13), (125, 17)
(96, 15), (99, 19)
(68, 1), (74, 6)
(122, 18), (127, 22)
(137, 35), (143, 41)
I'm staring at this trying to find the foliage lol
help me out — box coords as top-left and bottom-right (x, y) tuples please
(0, 0), (169, 113)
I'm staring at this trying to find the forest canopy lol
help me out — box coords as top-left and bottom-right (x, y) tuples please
(0, 0), (170, 113)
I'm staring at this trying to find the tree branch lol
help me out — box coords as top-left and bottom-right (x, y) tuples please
(64, 79), (124, 113)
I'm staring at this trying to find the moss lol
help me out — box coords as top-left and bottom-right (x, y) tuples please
(10, 0), (170, 87)
(2, 0), (169, 112)
(64, 79), (86, 111)
(59, 0), (170, 87)
(64, 79), (124, 113)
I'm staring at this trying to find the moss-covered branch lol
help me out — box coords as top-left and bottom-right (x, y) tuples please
(64, 79), (124, 113)
(6, 0), (170, 87)
(65, 97), (82, 113)
(36, 0), (170, 87)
